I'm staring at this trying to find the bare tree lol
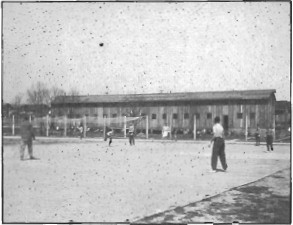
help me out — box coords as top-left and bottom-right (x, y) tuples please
(67, 87), (80, 103)
(13, 94), (22, 107)
(68, 88), (79, 96)
(27, 82), (50, 105)
(49, 87), (66, 104)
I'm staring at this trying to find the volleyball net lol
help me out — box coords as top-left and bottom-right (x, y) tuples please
(3, 115), (148, 138)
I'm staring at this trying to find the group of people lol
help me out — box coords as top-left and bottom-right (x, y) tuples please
(255, 127), (274, 152)
(104, 123), (135, 146)
(18, 115), (274, 174)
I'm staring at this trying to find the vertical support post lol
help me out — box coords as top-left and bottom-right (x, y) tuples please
(64, 115), (67, 137)
(245, 114), (248, 141)
(194, 114), (197, 140)
(29, 115), (32, 123)
(273, 112), (276, 140)
(240, 105), (243, 128)
(170, 114), (172, 139)
(146, 115), (149, 139)
(12, 115), (15, 136)
(84, 115), (87, 138)
(124, 116), (127, 138)
(103, 116), (106, 139)
(46, 114), (49, 137)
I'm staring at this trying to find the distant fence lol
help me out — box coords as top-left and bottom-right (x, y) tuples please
(3, 115), (289, 141)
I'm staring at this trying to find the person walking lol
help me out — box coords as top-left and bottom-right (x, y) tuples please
(107, 129), (113, 146)
(173, 128), (178, 141)
(20, 115), (36, 160)
(209, 116), (228, 172)
(266, 128), (274, 152)
(128, 123), (135, 145)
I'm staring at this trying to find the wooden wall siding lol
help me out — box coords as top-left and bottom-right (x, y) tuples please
(183, 105), (191, 129)
(223, 105), (228, 115)
(172, 105), (178, 128)
(149, 106), (159, 129)
(228, 104), (234, 129)
(246, 104), (251, 128)
(258, 104), (264, 128)
(255, 104), (259, 127)
(199, 105), (207, 129)
(52, 98), (275, 131)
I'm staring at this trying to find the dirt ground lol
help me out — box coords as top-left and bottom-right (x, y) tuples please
(135, 168), (291, 223)
(2, 138), (290, 223)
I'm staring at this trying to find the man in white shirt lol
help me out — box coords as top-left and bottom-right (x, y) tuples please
(209, 116), (228, 172)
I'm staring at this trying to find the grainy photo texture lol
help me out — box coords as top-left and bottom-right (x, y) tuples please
(2, 1), (291, 223)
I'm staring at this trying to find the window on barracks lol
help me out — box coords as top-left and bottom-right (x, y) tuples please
(103, 114), (107, 118)
(184, 113), (189, 119)
(250, 113), (255, 119)
(162, 113), (167, 119)
(195, 113), (200, 119)
(173, 113), (178, 119)
(93, 114), (98, 117)
(237, 113), (243, 119)
(207, 113), (212, 119)
(275, 110), (284, 115)
(152, 114), (157, 119)
(112, 114), (117, 118)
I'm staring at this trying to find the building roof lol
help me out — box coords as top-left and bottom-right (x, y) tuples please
(52, 89), (276, 105)
(276, 101), (291, 111)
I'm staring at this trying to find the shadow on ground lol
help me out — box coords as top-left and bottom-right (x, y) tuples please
(135, 168), (291, 223)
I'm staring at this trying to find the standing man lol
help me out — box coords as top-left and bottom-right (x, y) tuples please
(266, 128), (274, 152)
(20, 115), (36, 160)
(209, 116), (228, 172)
(128, 123), (135, 145)
(78, 123), (84, 140)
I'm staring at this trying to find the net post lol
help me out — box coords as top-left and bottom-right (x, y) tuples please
(103, 116), (106, 139)
(83, 115), (87, 138)
(146, 115), (149, 139)
(64, 115), (67, 137)
(193, 114), (196, 140)
(273, 110), (276, 140)
(170, 115), (172, 140)
(245, 114), (248, 141)
(46, 114), (49, 137)
(12, 115), (15, 136)
(124, 116), (127, 138)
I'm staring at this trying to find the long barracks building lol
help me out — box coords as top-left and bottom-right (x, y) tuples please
(51, 89), (276, 134)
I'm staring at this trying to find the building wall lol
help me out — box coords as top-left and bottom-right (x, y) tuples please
(52, 97), (275, 133)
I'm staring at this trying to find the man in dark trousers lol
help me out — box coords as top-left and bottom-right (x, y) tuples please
(209, 116), (228, 172)
(255, 126), (260, 146)
(266, 128), (274, 152)
(128, 123), (135, 145)
(20, 115), (36, 160)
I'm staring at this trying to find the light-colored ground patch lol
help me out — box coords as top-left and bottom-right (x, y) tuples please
(3, 139), (290, 223)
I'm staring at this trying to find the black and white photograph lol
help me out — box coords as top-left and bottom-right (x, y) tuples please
(2, 1), (291, 223)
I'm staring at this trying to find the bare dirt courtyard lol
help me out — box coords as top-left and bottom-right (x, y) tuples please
(2, 138), (290, 223)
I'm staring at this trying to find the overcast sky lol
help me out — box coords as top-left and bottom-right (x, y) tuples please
(2, 1), (291, 103)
